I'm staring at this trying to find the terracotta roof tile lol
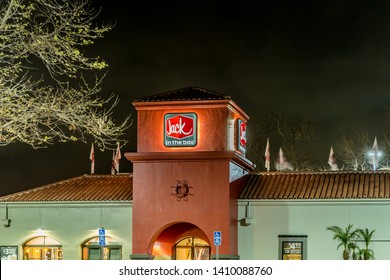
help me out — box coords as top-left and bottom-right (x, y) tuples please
(239, 171), (390, 200)
(133, 86), (231, 102)
(5, 170), (390, 202)
(0, 174), (133, 202)
(381, 173), (387, 198)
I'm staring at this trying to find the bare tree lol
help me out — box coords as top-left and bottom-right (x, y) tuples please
(0, 0), (130, 150)
(247, 109), (316, 171)
(335, 125), (378, 170)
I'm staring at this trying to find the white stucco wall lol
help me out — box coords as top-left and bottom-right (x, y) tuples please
(0, 202), (132, 260)
(238, 199), (390, 260)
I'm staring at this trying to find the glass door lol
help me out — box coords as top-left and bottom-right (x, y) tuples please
(173, 237), (210, 260)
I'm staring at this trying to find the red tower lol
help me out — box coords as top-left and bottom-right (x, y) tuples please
(125, 87), (254, 260)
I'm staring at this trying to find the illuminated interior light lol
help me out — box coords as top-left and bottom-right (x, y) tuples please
(36, 228), (45, 236)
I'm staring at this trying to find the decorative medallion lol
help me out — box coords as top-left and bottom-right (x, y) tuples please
(171, 180), (193, 202)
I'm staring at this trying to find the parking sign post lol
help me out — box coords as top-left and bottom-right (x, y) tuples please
(213, 231), (222, 260)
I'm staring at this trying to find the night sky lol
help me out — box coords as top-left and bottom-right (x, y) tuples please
(1, 0), (390, 196)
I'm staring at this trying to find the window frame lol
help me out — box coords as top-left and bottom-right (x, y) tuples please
(81, 236), (122, 260)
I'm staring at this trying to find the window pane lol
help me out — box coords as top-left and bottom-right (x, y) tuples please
(177, 238), (192, 246)
(24, 248), (41, 260)
(174, 237), (210, 260)
(89, 248), (101, 260)
(26, 236), (61, 246)
(193, 238), (208, 246)
(109, 248), (121, 260)
(194, 247), (209, 260)
(24, 247), (62, 260)
(176, 247), (192, 260)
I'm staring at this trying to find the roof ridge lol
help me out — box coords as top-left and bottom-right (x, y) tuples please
(85, 173), (132, 178)
(133, 86), (231, 102)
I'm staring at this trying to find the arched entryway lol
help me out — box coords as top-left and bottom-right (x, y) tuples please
(151, 222), (210, 260)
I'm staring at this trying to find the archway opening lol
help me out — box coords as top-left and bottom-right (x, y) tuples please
(151, 222), (210, 260)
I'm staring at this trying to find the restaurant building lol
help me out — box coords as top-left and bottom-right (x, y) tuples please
(1, 87), (390, 260)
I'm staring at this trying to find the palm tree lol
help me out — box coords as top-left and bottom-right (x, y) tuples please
(348, 242), (360, 260)
(356, 228), (375, 260)
(326, 224), (358, 260)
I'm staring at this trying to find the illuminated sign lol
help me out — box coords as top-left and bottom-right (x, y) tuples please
(282, 241), (303, 260)
(278, 235), (307, 260)
(236, 119), (246, 155)
(0, 246), (18, 260)
(164, 113), (197, 147)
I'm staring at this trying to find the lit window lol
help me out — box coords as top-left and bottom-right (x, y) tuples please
(173, 237), (210, 260)
(23, 236), (62, 260)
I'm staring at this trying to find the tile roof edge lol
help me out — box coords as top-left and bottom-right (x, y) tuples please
(250, 170), (390, 176)
(0, 173), (133, 201)
(237, 198), (390, 203)
(0, 200), (133, 205)
(0, 175), (86, 201)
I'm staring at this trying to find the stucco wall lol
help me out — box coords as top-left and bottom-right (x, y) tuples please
(136, 107), (230, 152)
(131, 159), (239, 257)
(0, 202), (132, 260)
(5, 199), (390, 260)
(238, 200), (390, 260)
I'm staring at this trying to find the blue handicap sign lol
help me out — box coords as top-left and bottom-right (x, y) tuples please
(214, 231), (222, 246)
(99, 235), (106, 246)
(98, 228), (106, 246)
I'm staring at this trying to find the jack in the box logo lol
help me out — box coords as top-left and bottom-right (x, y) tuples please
(164, 113), (197, 147)
(237, 119), (246, 154)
